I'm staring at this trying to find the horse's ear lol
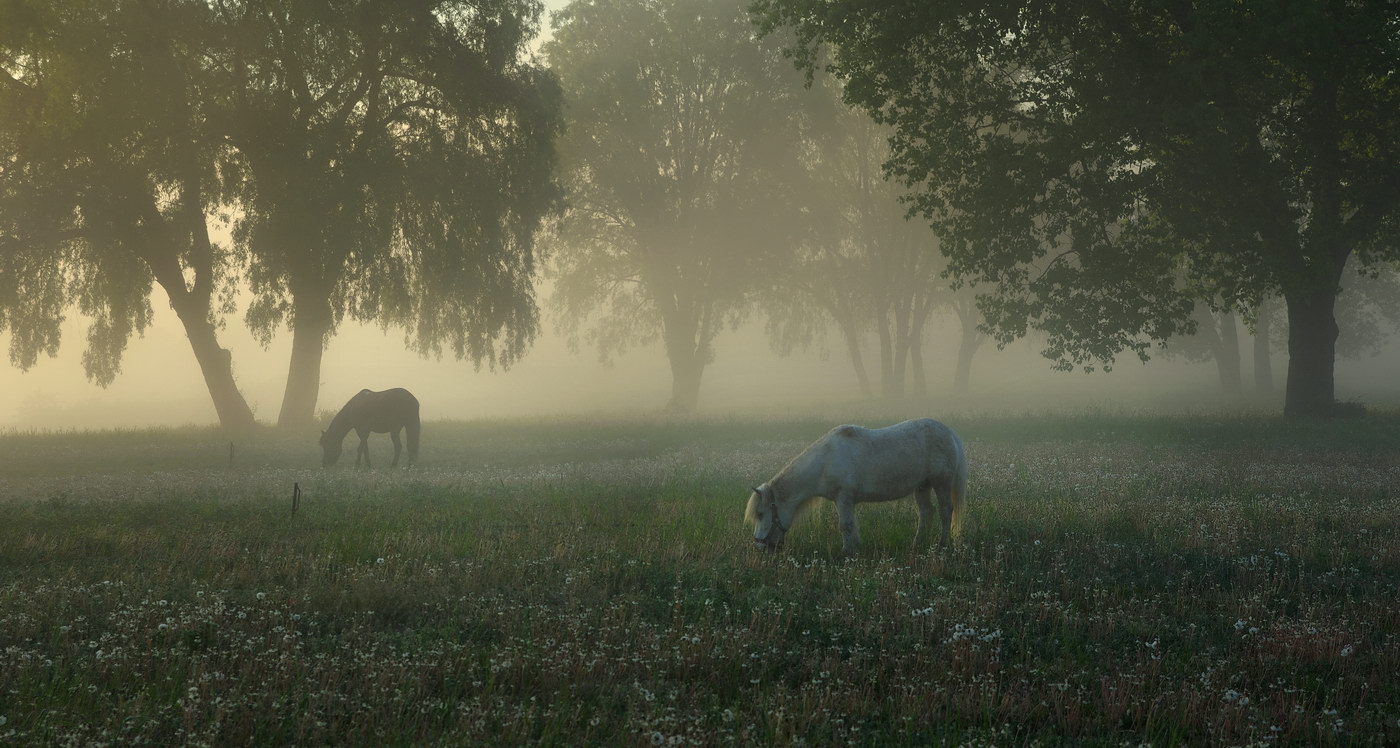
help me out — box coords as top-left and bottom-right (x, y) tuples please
(751, 485), (762, 494)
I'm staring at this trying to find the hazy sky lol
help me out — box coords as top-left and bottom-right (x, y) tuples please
(2, 2), (1397, 429)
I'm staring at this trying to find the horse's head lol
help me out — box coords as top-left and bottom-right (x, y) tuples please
(745, 483), (788, 551)
(319, 430), (342, 467)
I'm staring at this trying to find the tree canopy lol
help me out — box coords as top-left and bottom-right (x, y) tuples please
(545, 0), (809, 411)
(214, 0), (562, 426)
(0, 0), (255, 427)
(763, 81), (949, 399)
(754, 0), (1400, 416)
(0, 0), (562, 427)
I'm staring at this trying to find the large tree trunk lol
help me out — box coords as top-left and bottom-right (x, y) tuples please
(837, 318), (873, 399)
(1253, 301), (1274, 394)
(141, 216), (257, 430)
(907, 307), (930, 397)
(1282, 288), (1340, 417)
(875, 313), (894, 397)
(659, 303), (709, 413)
(891, 303), (910, 397)
(667, 353), (705, 413)
(167, 296), (257, 430)
(1215, 311), (1242, 396)
(1280, 78), (1349, 418)
(277, 300), (333, 428)
(876, 311), (907, 398)
(953, 323), (983, 395)
(909, 334), (926, 397)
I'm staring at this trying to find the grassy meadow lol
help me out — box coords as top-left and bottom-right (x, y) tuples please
(0, 411), (1397, 745)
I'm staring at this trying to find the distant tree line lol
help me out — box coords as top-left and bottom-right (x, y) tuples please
(4, 0), (1399, 421)
(543, 0), (994, 409)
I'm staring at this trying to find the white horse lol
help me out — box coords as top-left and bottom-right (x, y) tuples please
(745, 418), (968, 554)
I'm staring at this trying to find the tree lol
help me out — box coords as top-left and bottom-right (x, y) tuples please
(755, 0), (1400, 416)
(1254, 264), (1400, 384)
(764, 84), (945, 399)
(545, 0), (807, 411)
(2, 0), (561, 429)
(946, 286), (986, 395)
(0, 0), (257, 429)
(212, 0), (562, 427)
(1162, 304), (1244, 396)
(1250, 298), (1277, 394)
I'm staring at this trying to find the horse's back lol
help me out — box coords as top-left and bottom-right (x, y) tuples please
(832, 418), (958, 454)
(377, 388), (419, 409)
(343, 388), (419, 431)
(822, 418), (962, 498)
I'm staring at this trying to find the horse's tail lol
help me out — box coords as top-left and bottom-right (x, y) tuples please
(406, 402), (421, 466)
(950, 435), (968, 538)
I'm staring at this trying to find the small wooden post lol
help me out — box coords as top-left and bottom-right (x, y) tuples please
(292, 482), (300, 517)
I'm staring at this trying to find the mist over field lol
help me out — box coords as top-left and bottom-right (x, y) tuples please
(5, 291), (1400, 430)
(2, 0), (1399, 745)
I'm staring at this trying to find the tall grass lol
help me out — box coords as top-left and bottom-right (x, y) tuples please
(0, 413), (1397, 744)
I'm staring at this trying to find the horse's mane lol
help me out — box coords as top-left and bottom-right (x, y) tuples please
(324, 390), (369, 439)
(745, 438), (828, 525)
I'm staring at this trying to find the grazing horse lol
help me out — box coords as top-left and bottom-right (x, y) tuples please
(745, 418), (967, 554)
(320, 388), (421, 468)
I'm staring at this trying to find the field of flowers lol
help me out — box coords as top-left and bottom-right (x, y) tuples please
(0, 412), (1397, 745)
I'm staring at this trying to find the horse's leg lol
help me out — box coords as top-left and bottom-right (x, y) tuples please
(390, 430), (402, 468)
(935, 482), (955, 548)
(835, 494), (860, 556)
(357, 429), (371, 469)
(914, 487), (935, 548)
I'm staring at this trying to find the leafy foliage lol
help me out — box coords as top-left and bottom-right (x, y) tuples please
(545, 0), (810, 410)
(0, 0), (222, 384)
(754, 0), (1400, 412)
(214, 0), (561, 366)
(1, 0), (561, 427)
(763, 81), (947, 398)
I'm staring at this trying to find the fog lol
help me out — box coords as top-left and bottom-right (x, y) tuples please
(3, 0), (1398, 431)
(4, 282), (1398, 430)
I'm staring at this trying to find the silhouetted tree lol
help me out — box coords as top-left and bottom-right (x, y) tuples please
(1254, 265), (1400, 384)
(545, 0), (807, 411)
(764, 89), (943, 400)
(1250, 298), (1277, 395)
(755, 0), (1400, 417)
(946, 287), (985, 395)
(212, 0), (561, 427)
(0, 0), (256, 428)
(1162, 305), (1244, 396)
(1168, 263), (1399, 398)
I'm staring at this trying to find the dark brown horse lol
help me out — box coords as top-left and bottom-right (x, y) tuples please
(320, 388), (420, 468)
